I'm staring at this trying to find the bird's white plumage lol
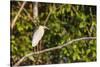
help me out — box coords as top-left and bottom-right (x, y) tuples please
(32, 26), (46, 47)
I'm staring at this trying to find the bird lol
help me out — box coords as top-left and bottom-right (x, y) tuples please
(32, 25), (49, 47)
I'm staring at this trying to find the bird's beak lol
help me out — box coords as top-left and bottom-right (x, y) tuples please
(44, 26), (49, 30)
(46, 27), (49, 30)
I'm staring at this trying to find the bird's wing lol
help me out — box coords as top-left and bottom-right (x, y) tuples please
(32, 28), (44, 47)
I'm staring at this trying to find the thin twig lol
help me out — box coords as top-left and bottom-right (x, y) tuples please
(14, 37), (96, 66)
(11, 2), (26, 29)
(18, 2), (37, 26)
(43, 4), (65, 26)
(44, 12), (51, 25)
(71, 6), (79, 16)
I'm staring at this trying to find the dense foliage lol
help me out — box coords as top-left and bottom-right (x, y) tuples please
(11, 1), (96, 66)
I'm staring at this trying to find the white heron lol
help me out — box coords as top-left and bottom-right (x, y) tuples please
(32, 25), (48, 47)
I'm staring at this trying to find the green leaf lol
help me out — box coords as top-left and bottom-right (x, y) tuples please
(86, 49), (91, 55)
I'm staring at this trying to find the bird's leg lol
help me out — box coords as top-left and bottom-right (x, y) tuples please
(32, 44), (41, 64)
(41, 40), (44, 50)
(37, 40), (45, 64)
(34, 44), (41, 65)
(33, 46), (36, 52)
(32, 46), (36, 64)
(38, 40), (44, 50)
(36, 44), (39, 52)
(32, 45), (39, 65)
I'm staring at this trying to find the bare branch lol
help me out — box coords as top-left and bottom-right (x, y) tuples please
(18, 2), (37, 26)
(33, 2), (39, 23)
(11, 2), (26, 29)
(43, 4), (66, 26)
(44, 12), (51, 25)
(71, 6), (79, 16)
(14, 37), (96, 66)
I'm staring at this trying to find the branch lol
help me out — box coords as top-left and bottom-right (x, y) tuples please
(18, 2), (37, 26)
(44, 11), (51, 25)
(11, 2), (26, 29)
(14, 37), (96, 66)
(71, 6), (79, 16)
(33, 2), (38, 23)
(43, 4), (66, 26)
